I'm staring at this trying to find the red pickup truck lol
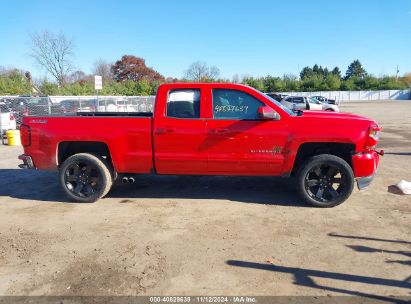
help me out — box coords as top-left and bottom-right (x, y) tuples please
(18, 83), (382, 207)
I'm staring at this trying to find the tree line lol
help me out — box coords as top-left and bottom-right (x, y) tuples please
(0, 31), (409, 96)
(243, 61), (409, 93)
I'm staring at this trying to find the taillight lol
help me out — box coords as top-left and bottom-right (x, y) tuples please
(20, 124), (31, 147)
(10, 113), (15, 120)
(364, 124), (381, 151)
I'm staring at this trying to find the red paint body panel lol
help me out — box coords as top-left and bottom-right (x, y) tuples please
(22, 117), (153, 173)
(352, 151), (380, 177)
(21, 83), (381, 180)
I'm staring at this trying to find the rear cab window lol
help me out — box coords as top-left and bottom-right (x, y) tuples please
(166, 89), (200, 119)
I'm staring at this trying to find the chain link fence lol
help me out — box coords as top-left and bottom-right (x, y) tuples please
(0, 96), (155, 133)
(1, 89), (410, 134)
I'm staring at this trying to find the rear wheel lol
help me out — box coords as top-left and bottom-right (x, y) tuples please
(296, 154), (354, 207)
(59, 153), (113, 202)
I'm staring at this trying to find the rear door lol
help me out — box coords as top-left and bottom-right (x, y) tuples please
(206, 88), (289, 175)
(153, 88), (208, 174)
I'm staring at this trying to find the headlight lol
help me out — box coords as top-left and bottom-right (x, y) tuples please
(369, 129), (381, 140)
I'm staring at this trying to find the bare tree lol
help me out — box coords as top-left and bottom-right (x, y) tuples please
(67, 70), (88, 83)
(184, 61), (220, 81)
(92, 59), (114, 82)
(29, 31), (74, 86)
(232, 74), (240, 83)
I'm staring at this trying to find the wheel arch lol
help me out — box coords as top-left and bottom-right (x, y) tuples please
(291, 142), (355, 176)
(57, 141), (115, 171)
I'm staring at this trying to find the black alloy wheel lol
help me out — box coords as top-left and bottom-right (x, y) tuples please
(297, 154), (354, 207)
(64, 160), (100, 198)
(59, 153), (113, 202)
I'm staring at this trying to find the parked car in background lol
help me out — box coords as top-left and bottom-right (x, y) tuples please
(0, 102), (17, 134)
(265, 93), (288, 102)
(7, 96), (63, 126)
(22, 96), (62, 116)
(280, 96), (339, 112)
(311, 96), (337, 105)
(60, 99), (97, 113)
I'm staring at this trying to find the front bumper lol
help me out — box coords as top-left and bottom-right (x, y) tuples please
(352, 150), (382, 191)
(352, 151), (379, 178)
(356, 174), (375, 190)
(18, 154), (35, 169)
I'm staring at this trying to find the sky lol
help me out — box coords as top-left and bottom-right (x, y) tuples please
(0, 0), (410, 80)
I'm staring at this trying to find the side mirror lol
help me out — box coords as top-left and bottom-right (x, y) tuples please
(257, 106), (280, 120)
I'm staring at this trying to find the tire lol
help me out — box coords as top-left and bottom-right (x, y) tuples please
(296, 154), (354, 207)
(59, 153), (113, 203)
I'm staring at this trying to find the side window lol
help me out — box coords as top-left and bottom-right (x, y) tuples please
(291, 97), (305, 104)
(167, 89), (200, 119)
(212, 89), (263, 120)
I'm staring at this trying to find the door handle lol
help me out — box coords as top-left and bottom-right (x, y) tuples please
(156, 127), (175, 134)
(209, 128), (228, 134)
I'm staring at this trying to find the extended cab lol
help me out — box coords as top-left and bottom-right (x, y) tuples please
(19, 83), (383, 207)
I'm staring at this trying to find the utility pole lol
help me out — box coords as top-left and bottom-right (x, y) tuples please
(396, 65), (399, 80)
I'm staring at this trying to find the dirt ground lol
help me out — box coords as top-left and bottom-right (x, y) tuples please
(0, 101), (410, 300)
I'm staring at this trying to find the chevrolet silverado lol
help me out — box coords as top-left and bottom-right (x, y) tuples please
(18, 83), (383, 207)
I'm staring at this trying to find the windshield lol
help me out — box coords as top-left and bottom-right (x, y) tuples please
(250, 88), (296, 116)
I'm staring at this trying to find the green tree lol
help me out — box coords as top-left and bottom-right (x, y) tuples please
(341, 77), (359, 90)
(301, 74), (323, 91)
(283, 74), (300, 91)
(0, 70), (32, 95)
(331, 67), (342, 79)
(39, 80), (59, 95)
(135, 79), (152, 95)
(363, 76), (380, 90)
(300, 66), (314, 80)
(378, 76), (407, 90)
(345, 60), (367, 79)
(242, 77), (264, 91)
(263, 76), (286, 92)
(324, 74), (341, 90)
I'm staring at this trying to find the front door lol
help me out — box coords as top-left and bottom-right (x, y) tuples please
(206, 89), (288, 175)
(153, 88), (207, 174)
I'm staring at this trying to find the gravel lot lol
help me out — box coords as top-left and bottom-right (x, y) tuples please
(0, 101), (410, 300)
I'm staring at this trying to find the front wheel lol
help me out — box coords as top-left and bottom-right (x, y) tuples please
(296, 154), (354, 207)
(59, 153), (113, 202)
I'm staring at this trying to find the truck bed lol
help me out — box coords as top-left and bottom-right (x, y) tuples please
(22, 114), (154, 173)
(76, 112), (153, 117)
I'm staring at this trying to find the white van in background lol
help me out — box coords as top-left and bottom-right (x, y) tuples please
(0, 102), (17, 134)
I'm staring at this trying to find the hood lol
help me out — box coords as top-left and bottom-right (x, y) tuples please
(300, 110), (375, 122)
